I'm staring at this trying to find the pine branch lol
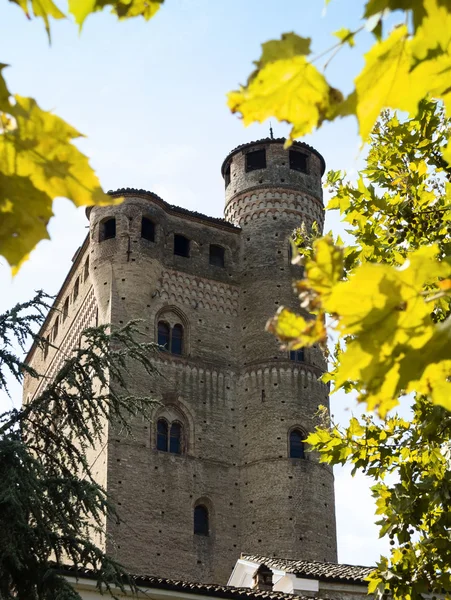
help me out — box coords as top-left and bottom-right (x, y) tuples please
(0, 295), (160, 600)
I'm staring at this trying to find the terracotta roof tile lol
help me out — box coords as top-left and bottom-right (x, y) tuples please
(60, 566), (323, 600)
(242, 555), (373, 584)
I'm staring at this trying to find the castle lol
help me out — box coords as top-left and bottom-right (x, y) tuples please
(24, 138), (368, 597)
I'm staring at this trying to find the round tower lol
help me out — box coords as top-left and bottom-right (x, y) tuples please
(222, 138), (338, 563)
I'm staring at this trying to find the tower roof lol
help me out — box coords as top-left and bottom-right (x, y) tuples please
(220, 138), (326, 177)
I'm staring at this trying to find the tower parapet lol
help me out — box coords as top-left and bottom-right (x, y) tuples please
(221, 138), (337, 564)
(222, 138), (325, 229)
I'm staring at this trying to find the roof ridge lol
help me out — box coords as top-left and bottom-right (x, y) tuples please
(242, 554), (373, 570)
(240, 555), (374, 584)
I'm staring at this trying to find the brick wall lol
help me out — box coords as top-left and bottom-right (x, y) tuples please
(24, 139), (337, 586)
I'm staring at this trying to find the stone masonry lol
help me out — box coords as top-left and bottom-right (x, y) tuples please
(24, 138), (337, 585)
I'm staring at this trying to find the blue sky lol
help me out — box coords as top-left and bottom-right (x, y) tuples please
(0, 0), (389, 567)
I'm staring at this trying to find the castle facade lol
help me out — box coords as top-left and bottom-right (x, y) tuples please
(24, 138), (337, 585)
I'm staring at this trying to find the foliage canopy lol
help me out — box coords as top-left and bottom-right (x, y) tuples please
(0, 292), (158, 600)
(228, 0), (451, 164)
(227, 1), (451, 596)
(266, 97), (451, 599)
(0, 0), (163, 273)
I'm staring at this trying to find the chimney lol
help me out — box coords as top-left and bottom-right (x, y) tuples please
(252, 564), (273, 592)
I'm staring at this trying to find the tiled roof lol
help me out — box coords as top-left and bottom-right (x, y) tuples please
(107, 188), (240, 231)
(60, 566), (321, 600)
(220, 138), (326, 176)
(242, 555), (373, 585)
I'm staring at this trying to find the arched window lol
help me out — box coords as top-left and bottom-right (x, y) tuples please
(53, 316), (59, 340)
(101, 218), (116, 241)
(289, 429), (305, 459)
(156, 418), (184, 454)
(171, 324), (184, 355)
(62, 297), (69, 322)
(157, 419), (168, 452)
(43, 335), (50, 359)
(289, 348), (304, 362)
(169, 422), (182, 454)
(84, 257), (89, 281)
(141, 217), (155, 241)
(158, 321), (184, 355)
(73, 277), (80, 302)
(194, 505), (209, 536)
(158, 321), (170, 350)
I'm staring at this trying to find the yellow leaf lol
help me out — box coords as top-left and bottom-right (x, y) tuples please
(334, 28), (355, 47)
(355, 25), (426, 140)
(0, 66), (11, 112)
(68, 0), (96, 26)
(111, 0), (163, 20)
(11, 0), (65, 38)
(12, 0), (163, 32)
(3, 96), (116, 208)
(325, 263), (403, 335)
(266, 307), (327, 346)
(348, 417), (364, 436)
(258, 32), (311, 65)
(410, 0), (451, 62)
(367, 575), (383, 595)
(31, 0), (65, 36)
(0, 173), (53, 272)
(443, 138), (451, 166)
(321, 246), (451, 415)
(228, 33), (344, 141)
(364, 0), (428, 30)
(306, 236), (344, 296)
(0, 91), (122, 272)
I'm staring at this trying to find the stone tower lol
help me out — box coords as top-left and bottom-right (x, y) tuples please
(221, 139), (336, 569)
(23, 138), (337, 586)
